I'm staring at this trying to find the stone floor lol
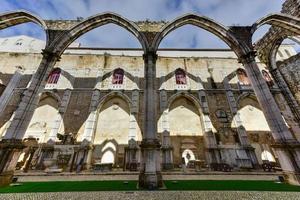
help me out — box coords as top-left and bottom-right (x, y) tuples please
(0, 191), (300, 200)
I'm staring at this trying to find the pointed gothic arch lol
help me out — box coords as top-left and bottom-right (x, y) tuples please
(0, 10), (48, 44)
(50, 12), (148, 55)
(152, 14), (249, 57)
(251, 13), (300, 45)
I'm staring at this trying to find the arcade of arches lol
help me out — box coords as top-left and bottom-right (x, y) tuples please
(1, 0), (300, 189)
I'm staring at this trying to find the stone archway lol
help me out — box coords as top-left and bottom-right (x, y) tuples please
(251, 13), (300, 40)
(92, 95), (137, 168)
(233, 93), (277, 166)
(182, 148), (196, 165)
(152, 14), (249, 57)
(51, 12), (148, 55)
(0, 10), (48, 37)
(165, 95), (206, 167)
(24, 93), (62, 143)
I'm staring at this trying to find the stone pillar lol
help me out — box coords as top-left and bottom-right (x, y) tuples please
(0, 50), (60, 186)
(129, 90), (139, 141)
(270, 62), (300, 122)
(47, 89), (72, 144)
(274, 92), (300, 141)
(125, 90), (140, 170)
(161, 130), (173, 170)
(270, 67), (300, 140)
(222, 72), (258, 168)
(85, 146), (94, 170)
(23, 147), (37, 173)
(2, 51), (60, 140)
(241, 52), (300, 185)
(138, 52), (163, 189)
(159, 90), (173, 170)
(198, 90), (221, 165)
(0, 140), (24, 186)
(0, 67), (24, 117)
(81, 89), (101, 169)
(69, 147), (79, 172)
(82, 90), (101, 144)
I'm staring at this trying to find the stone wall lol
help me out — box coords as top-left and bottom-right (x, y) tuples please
(278, 54), (300, 105)
(0, 49), (285, 168)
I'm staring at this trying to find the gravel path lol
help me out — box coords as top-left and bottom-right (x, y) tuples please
(0, 191), (300, 200)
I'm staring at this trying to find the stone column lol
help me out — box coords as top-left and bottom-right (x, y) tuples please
(270, 68), (300, 121)
(125, 90), (140, 170)
(0, 140), (24, 186)
(241, 52), (300, 185)
(81, 89), (101, 169)
(69, 147), (79, 172)
(3, 51), (60, 140)
(0, 67), (24, 116)
(23, 147), (37, 173)
(198, 90), (220, 164)
(222, 73), (258, 168)
(270, 68), (300, 140)
(274, 92), (300, 141)
(138, 52), (163, 189)
(47, 89), (72, 144)
(159, 90), (173, 170)
(84, 146), (94, 170)
(0, 50), (60, 186)
(82, 90), (101, 144)
(129, 90), (139, 141)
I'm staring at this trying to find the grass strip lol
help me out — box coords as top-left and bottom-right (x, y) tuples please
(0, 180), (300, 193)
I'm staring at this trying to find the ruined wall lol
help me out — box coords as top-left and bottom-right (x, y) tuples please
(0, 49), (285, 166)
(0, 50), (275, 141)
(278, 54), (300, 105)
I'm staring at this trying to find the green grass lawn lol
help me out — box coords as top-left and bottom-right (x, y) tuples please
(1, 180), (300, 193)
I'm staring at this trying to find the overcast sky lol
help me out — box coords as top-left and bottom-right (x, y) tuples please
(0, 0), (285, 48)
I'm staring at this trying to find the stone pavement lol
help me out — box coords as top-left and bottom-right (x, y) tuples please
(0, 191), (300, 200)
(15, 171), (282, 182)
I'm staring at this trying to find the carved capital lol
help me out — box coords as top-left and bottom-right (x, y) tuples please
(140, 138), (161, 149)
(42, 49), (61, 61)
(143, 51), (157, 63)
(239, 51), (257, 64)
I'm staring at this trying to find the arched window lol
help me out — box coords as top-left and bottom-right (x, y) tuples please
(112, 68), (124, 85)
(236, 68), (250, 86)
(15, 39), (23, 46)
(262, 70), (274, 87)
(47, 68), (61, 84)
(175, 68), (187, 85)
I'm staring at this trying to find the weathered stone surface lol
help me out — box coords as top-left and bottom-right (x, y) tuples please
(1, 0), (300, 187)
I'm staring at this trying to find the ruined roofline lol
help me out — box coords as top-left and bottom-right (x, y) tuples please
(255, 0), (300, 57)
(66, 47), (234, 51)
(44, 19), (168, 32)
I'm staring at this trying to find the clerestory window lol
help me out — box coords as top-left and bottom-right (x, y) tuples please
(112, 68), (124, 85)
(47, 68), (61, 84)
(236, 68), (250, 86)
(15, 39), (23, 46)
(175, 68), (187, 85)
(262, 69), (274, 87)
